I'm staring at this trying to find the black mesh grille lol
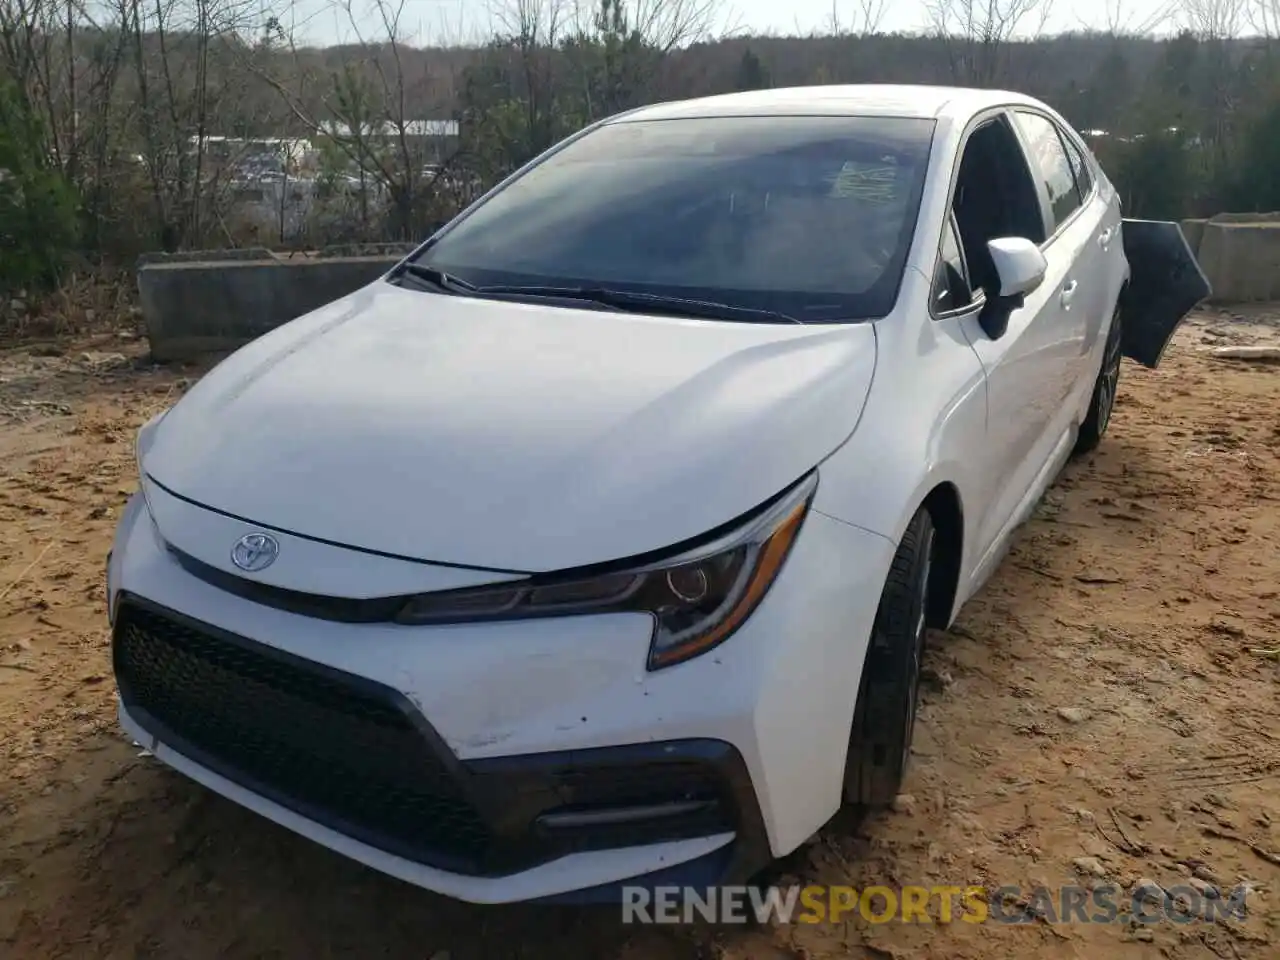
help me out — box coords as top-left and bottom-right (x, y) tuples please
(112, 600), (494, 871)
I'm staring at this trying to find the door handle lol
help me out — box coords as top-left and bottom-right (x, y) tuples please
(1098, 227), (1113, 249)
(1061, 279), (1078, 308)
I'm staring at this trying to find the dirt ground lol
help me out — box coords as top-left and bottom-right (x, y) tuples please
(1, 308), (1278, 960)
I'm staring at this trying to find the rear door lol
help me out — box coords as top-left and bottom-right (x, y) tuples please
(1010, 109), (1102, 390)
(1057, 123), (1122, 360)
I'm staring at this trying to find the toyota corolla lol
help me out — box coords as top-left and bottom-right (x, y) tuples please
(107, 85), (1208, 904)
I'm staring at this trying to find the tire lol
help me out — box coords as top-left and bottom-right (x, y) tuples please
(843, 507), (936, 808)
(1073, 305), (1123, 456)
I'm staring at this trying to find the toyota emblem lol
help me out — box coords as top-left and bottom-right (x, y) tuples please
(231, 532), (279, 572)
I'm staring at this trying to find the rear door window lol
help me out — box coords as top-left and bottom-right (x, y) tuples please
(1061, 132), (1094, 201)
(1013, 111), (1083, 234)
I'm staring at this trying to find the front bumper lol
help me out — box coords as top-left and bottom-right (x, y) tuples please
(107, 487), (895, 903)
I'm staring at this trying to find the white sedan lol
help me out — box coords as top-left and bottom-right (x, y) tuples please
(107, 85), (1207, 904)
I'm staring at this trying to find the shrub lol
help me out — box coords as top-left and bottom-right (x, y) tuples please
(0, 80), (80, 297)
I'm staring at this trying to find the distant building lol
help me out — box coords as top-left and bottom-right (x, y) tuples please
(187, 136), (314, 177)
(317, 120), (459, 138)
(315, 120), (459, 164)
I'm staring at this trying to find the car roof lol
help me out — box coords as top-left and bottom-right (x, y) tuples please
(614, 85), (1043, 124)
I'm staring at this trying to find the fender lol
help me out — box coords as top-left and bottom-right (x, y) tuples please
(812, 273), (988, 595)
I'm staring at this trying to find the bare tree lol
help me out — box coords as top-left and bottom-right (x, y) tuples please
(567, 0), (719, 117)
(459, 0), (719, 180)
(614, 0), (719, 51)
(1182, 0), (1246, 36)
(0, 0), (269, 250)
(0, 0), (137, 181)
(253, 0), (458, 242)
(1177, 0), (1245, 173)
(828, 0), (889, 35)
(1248, 0), (1280, 36)
(1076, 0), (1175, 35)
(923, 0), (1053, 86)
(495, 0), (569, 153)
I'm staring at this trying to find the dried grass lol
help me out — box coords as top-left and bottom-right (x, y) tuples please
(1, 269), (139, 345)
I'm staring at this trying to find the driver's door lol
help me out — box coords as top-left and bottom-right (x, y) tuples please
(962, 236), (1074, 574)
(947, 114), (1075, 578)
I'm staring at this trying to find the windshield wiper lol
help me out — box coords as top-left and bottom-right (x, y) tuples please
(472, 285), (803, 325)
(392, 262), (478, 294)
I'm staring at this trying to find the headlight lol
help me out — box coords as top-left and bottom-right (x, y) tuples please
(396, 472), (816, 670)
(135, 410), (167, 478)
(135, 410), (168, 513)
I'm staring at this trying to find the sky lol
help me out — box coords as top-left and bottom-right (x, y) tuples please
(278, 0), (1183, 48)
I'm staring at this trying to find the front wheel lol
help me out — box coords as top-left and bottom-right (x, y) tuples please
(843, 507), (935, 808)
(1073, 305), (1123, 456)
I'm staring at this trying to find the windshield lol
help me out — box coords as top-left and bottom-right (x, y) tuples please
(411, 115), (936, 322)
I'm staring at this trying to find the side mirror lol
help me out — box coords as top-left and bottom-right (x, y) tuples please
(979, 237), (1047, 340)
(988, 236), (1047, 298)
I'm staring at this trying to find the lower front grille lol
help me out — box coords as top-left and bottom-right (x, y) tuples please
(112, 598), (494, 872)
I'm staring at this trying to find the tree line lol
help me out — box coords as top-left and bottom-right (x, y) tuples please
(4, 0), (1280, 298)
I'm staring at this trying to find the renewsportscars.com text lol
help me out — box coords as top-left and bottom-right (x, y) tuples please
(621, 883), (1249, 925)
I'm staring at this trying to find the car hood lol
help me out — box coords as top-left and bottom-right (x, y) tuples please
(143, 282), (878, 573)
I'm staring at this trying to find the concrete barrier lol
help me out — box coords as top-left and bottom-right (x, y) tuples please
(134, 213), (1280, 360)
(1179, 213), (1280, 304)
(1179, 218), (1207, 257)
(137, 244), (415, 361)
